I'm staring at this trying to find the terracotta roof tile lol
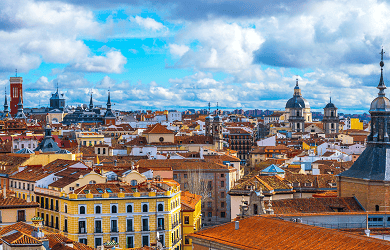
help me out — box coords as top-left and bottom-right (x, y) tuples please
(143, 124), (174, 134)
(189, 216), (390, 249)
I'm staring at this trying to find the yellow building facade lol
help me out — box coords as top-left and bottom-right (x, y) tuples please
(33, 180), (182, 250)
(180, 191), (201, 250)
(350, 118), (363, 130)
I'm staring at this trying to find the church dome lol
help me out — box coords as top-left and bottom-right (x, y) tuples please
(325, 102), (336, 109)
(285, 96), (310, 109)
(370, 96), (390, 112)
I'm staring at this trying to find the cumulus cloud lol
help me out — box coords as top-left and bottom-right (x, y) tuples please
(169, 44), (189, 57)
(67, 50), (127, 73)
(172, 20), (264, 71)
(133, 16), (165, 31)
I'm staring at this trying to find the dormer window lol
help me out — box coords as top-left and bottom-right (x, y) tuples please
(304, 182), (312, 187)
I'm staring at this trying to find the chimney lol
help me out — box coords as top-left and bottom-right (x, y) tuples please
(3, 184), (6, 199)
(235, 221), (239, 230)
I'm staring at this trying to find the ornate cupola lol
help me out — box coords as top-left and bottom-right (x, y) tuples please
(338, 47), (390, 211)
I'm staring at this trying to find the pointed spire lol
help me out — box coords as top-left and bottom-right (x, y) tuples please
(296, 77), (299, 87)
(107, 89), (111, 109)
(89, 90), (93, 110)
(378, 47), (386, 97)
(330, 96), (332, 103)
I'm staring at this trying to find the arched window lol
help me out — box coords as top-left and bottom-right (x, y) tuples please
(80, 206), (86, 214)
(111, 205), (117, 213)
(127, 205), (133, 213)
(95, 205), (101, 214)
(376, 205), (380, 211)
(331, 111), (334, 117)
(142, 204), (148, 212)
(89, 180), (96, 184)
(131, 180), (137, 186)
(158, 204), (164, 212)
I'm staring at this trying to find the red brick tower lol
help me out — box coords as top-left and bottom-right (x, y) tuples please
(10, 77), (23, 116)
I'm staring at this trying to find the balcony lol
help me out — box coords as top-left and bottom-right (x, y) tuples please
(173, 237), (182, 246)
(157, 226), (165, 230)
(171, 221), (179, 228)
(78, 228), (87, 234)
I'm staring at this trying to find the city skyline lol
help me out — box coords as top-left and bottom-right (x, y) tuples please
(0, 0), (389, 113)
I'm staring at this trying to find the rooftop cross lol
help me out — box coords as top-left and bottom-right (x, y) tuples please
(378, 47), (386, 96)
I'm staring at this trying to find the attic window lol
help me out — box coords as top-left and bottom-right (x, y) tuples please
(304, 182), (312, 187)
(97, 188), (103, 193)
(106, 188), (112, 193)
(292, 182), (299, 187)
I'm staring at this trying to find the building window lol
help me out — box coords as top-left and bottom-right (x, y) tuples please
(79, 238), (87, 245)
(55, 217), (59, 229)
(221, 192), (225, 198)
(185, 237), (190, 244)
(111, 220), (118, 232)
(127, 204), (133, 213)
(142, 218), (149, 231)
(79, 220), (86, 234)
(158, 203), (164, 211)
(95, 237), (102, 248)
(130, 180), (137, 186)
(221, 202), (225, 208)
(376, 205), (380, 211)
(173, 174), (177, 179)
(142, 235), (149, 247)
(207, 202), (212, 208)
(17, 210), (25, 222)
(95, 220), (102, 233)
(157, 217), (164, 230)
(64, 204), (68, 213)
(127, 236), (134, 248)
(184, 216), (189, 224)
(111, 204), (118, 213)
(64, 218), (68, 232)
(221, 212), (226, 218)
(221, 173), (224, 177)
(142, 203), (149, 212)
(221, 181), (224, 187)
(208, 212), (212, 217)
(127, 218), (133, 231)
(110, 237), (118, 243)
(79, 205), (86, 214)
(184, 174), (187, 178)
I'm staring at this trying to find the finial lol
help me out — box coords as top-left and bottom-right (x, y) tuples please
(208, 102), (211, 114)
(15, 69), (17, 77)
(296, 76), (299, 87)
(378, 47), (387, 96)
(330, 91), (332, 103)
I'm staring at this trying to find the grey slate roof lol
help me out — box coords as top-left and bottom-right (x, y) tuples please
(338, 144), (390, 181)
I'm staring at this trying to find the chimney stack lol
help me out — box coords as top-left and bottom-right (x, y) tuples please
(235, 221), (239, 230)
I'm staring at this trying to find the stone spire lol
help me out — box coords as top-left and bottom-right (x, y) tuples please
(107, 90), (111, 111)
(378, 47), (386, 97)
(4, 87), (8, 115)
(294, 77), (302, 96)
(89, 90), (93, 111)
(14, 95), (26, 120)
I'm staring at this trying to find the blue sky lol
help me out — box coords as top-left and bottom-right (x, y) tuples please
(0, 0), (389, 113)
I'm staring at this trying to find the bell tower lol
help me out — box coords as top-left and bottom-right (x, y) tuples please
(10, 71), (23, 116)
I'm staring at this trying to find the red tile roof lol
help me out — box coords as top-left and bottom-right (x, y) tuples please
(143, 123), (174, 134)
(189, 216), (390, 249)
(181, 191), (201, 211)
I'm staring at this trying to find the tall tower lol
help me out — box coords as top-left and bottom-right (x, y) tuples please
(3, 88), (9, 118)
(288, 79), (305, 132)
(10, 75), (23, 116)
(89, 91), (94, 111)
(212, 104), (223, 151)
(338, 48), (390, 211)
(205, 102), (213, 136)
(322, 97), (339, 134)
(103, 90), (116, 125)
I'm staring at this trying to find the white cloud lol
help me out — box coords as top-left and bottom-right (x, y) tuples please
(133, 16), (165, 31)
(169, 44), (189, 57)
(68, 50), (127, 73)
(173, 20), (264, 71)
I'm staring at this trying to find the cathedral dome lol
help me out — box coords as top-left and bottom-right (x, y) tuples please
(285, 96), (310, 109)
(370, 96), (390, 112)
(325, 102), (336, 109)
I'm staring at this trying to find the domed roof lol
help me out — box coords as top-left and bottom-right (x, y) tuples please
(285, 96), (310, 109)
(370, 96), (390, 112)
(324, 102), (336, 108)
